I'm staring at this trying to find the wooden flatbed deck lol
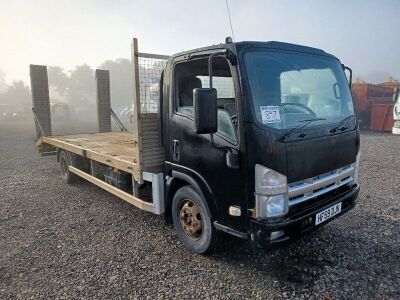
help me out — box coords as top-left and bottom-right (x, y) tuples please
(30, 39), (167, 215)
(39, 131), (165, 214)
(41, 132), (141, 179)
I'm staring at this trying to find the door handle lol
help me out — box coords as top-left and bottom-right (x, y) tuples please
(172, 139), (180, 161)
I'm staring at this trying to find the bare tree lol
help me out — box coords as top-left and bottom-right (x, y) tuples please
(98, 59), (133, 108)
(1, 81), (31, 113)
(67, 64), (95, 107)
(48, 66), (69, 96)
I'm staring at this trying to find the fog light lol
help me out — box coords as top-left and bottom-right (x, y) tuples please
(229, 206), (241, 216)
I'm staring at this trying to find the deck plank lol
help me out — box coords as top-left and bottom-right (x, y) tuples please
(42, 132), (143, 181)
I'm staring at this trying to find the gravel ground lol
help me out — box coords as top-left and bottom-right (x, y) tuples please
(0, 119), (399, 299)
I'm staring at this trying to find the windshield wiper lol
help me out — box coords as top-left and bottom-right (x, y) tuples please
(278, 118), (326, 141)
(329, 115), (354, 133)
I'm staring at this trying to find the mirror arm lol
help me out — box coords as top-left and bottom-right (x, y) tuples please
(206, 52), (239, 168)
(208, 52), (221, 89)
(207, 53), (223, 146)
(342, 64), (353, 89)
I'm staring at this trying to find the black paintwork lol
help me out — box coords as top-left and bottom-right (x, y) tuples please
(250, 185), (359, 249)
(161, 41), (359, 238)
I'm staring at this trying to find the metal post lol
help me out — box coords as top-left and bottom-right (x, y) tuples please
(95, 69), (112, 133)
(30, 65), (52, 139)
(131, 38), (143, 184)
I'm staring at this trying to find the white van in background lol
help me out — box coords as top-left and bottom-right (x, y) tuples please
(393, 93), (400, 134)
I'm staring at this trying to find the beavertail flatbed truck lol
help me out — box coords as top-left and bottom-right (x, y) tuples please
(31, 37), (360, 254)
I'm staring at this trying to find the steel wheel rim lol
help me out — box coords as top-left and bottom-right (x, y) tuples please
(179, 199), (203, 240)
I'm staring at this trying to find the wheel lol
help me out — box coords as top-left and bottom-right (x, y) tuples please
(172, 186), (219, 254)
(59, 151), (78, 184)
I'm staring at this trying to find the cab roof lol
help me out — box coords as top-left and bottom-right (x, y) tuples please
(171, 40), (338, 61)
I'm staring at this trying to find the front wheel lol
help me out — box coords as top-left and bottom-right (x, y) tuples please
(172, 186), (219, 254)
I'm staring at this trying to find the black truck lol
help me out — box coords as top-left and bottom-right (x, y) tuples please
(31, 37), (360, 254)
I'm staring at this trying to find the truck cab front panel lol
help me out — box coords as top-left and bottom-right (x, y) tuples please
(163, 41), (360, 249)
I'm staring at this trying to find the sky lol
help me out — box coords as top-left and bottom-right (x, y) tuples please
(0, 0), (399, 84)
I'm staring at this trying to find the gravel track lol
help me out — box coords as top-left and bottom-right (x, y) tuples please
(0, 120), (399, 299)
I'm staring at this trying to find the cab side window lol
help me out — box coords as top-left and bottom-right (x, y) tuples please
(175, 57), (238, 143)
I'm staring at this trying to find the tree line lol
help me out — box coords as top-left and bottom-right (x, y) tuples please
(0, 58), (135, 114)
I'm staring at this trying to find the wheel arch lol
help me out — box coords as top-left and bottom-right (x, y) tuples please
(164, 169), (217, 224)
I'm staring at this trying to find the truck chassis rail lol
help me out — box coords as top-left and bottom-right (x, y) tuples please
(69, 165), (153, 212)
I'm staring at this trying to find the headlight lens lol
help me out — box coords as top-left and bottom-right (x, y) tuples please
(255, 165), (288, 219)
(255, 164), (287, 195)
(255, 194), (288, 218)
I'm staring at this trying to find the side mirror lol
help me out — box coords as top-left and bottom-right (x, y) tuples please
(193, 88), (218, 134)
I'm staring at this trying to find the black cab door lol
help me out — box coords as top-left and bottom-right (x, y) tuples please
(167, 53), (246, 231)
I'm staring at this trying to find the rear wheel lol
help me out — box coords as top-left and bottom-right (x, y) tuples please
(172, 186), (219, 254)
(59, 151), (78, 184)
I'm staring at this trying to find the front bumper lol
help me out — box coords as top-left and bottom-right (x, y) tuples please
(249, 185), (360, 249)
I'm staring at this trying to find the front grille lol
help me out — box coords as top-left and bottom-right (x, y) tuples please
(287, 184), (354, 219)
(288, 164), (355, 206)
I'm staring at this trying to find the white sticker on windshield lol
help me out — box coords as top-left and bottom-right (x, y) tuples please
(260, 106), (281, 124)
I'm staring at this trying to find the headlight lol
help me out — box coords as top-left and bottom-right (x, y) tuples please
(255, 164), (287, 195)
(255, 194), (288, 218)
(255, 165), (288, 219)
(353, 152), (361, 184)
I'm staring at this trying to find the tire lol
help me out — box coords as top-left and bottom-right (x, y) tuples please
(172, 186), (219, 254)
(59, 151), (78, 184)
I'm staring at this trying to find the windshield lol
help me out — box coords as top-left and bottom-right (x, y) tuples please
(244, 50), (355, 129)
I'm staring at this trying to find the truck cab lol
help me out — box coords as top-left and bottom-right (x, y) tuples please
(30, 38), (360, 254)
(161, 40), (360, 252)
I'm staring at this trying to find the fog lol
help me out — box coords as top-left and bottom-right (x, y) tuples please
(0, 0), (399, 120)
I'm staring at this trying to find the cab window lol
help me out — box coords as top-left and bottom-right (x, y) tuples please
(174, 57), (237, 143)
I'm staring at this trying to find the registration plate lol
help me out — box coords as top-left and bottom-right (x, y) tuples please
(315, 202), (342, 225)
